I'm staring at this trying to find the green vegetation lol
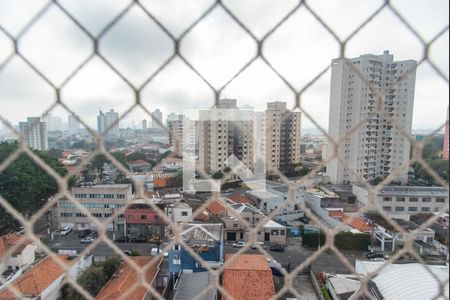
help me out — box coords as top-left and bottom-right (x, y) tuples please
(302, 232), (371, 251)
(412, 135), (448, 185)
(60, 257), (121, 299)
(0, 142), (68, 232)
(321, 287), (332, 300)
(125, 152), (147, 162)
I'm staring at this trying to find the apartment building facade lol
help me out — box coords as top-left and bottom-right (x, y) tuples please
(327, 51), (417, 184)
(18, 117), (48, 150)
(57, 184), (133, 232)
(97, 109), (119, 136)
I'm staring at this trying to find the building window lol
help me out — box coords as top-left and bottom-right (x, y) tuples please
(141, 215), (147, 220)
(408, 207), (418, 212)
(383, 197), (392, 202)
(395, 206), (405, 212)
(396, 197), (405, 202)
(409, 198), (418, 202)
(422, 207), (431, 212)
(128, 215), (133, 220)
(422, 198), (431, 203)
(233, 223), (238, 228)
(271, 230), (279, 235)
(280, 230), (285, 236)
(436, 198), (445, 203)
(181, 212), (188, 217)
(382, 206), (392, 211)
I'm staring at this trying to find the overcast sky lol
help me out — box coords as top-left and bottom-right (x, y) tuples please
(0, 0), (448, 132)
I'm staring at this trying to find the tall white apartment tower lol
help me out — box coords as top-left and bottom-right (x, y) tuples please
(97, 109), (119, 137)
(327, 51), (417, 185)
(152, 109), (163, 130)
(19, 117), (48, 150)
(68, 114), (80, 135)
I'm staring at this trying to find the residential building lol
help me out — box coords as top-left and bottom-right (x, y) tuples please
(142, 119), (148, 131)
(167, 114), (184, 146)
(0, 255), (92, 300)
(96, 257), (162, 300)
(97, 109), (119, 136)
(353, 184), (448, 219)
(444, 108), (449, 160)
(68, 114), (80, 135)
(124, 199), (165, 241)
(19, 117), (48, 150)
(264, 101), (301, 172)
(164, 202), (192, 225)
(152, 109), (163, 130)
(43, 113), (63, 131)
(160, 157), (183, 172)
(327, 51), (417, 185)
(221, 203), (287, 245)
(57, 184), (133, 233)
(221, 254), (275, 300)
(0, 234), (37, 275)
(198, 99), (255, 175)
(168, 223), (223, 274)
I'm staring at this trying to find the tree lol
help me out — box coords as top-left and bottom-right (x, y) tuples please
(212, 171), (224, 179)
(99, 256), (121, 278)
(0, 142), (67, 231)
(167, 171), (183, 188)
(125, 152), (147, 162)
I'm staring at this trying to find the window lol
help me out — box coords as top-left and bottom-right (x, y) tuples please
(128, 215), (133, 220)
(382, 206), (392, 211)
(409, 197), (418, 202)
(181, 212), (188, 217)
(436, 198), (445, 203)
(141, 215), (147, 220)
(422, 207), (431, 212)
(271, 230), (279, 235)
(383, 197), (392, 202)
(408, 207), (418, 212)
(395, 206), (405, 212)
(396, 197), (405, 202)
(280, 230), (285, 236)
(233, 223), (238, 228)
(422, 198), (431, 203)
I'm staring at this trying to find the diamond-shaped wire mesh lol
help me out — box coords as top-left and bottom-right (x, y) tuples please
(0, 0), (448, 299)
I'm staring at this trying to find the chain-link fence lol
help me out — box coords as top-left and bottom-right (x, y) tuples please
(0, 0), (448, 299)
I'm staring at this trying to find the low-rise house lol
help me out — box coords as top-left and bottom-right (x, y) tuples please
(173, 272), (217, 300)
(0, 255), (92, 300)
(165, 202), (192, 224)
(96, 257), (162, 300)
(328, 210), (372, 233)
(221, 203), (287, 245)
(0, 234), (37, 275)
(353, 184), (448, 220)
(124, 199), (165, 241)
(221, 254), (275, 300)
(129, 160), (151, 173)
(160, 157), (182, 172)
(168, 224), (223, 275)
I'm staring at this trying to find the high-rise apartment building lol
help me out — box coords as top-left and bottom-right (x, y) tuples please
(142, 119), (148, 131)
(44, 113), (63, 131)
(152, 109), (163, 130)
(327, 51), (417, 185)
(97, 109), (119, 137)
(198, 99), (255, 174)
(19, 117), (48, 150)
(68, 114), (80, 135)
(264, 102), (302, 172)
(443, 109), (449, 161)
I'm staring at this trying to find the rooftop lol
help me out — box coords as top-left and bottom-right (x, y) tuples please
(129, 159), (150, 165)
(173, 272), (216, 300)
(228, 194), (255, 205)
(222, 254), (275, 300)
(73, 184), (131, 190)
(96, 257), (161, 300)
(0, 233), (32, 257)
(180, 223), (222, 243)
(356, 261), (449, 300)
(0, 255), (73, 299)
(356, 184), (448, 198)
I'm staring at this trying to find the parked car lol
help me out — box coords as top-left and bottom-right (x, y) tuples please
(299, 217), (309, 224)
(78, 229), (92, 238)
(115, 236), (129, 243)
(269, 244), (285, 252)
(60, 227), (72, 236)
(232, 241), (246, 248)
(251, 242), (266, 249)
(222, 188), (234, 194)
(80, 236), (96, 244)
(123, 250), (132, 256)
(366, 252), (384, 259)
(151, 248), (168, 257)
(131, 235), (147, 243)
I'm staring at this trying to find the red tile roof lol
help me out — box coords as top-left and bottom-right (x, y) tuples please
(0, 255), (72, 299)
(129, 160), (149, 165)
(206, 200), (227, 215)
(0, 233), (32, 257)
(222, 254), (275, 300)
(228, 194), (255, 205)
(96, 257), (161, 300)
(343, 216), (373, 233)
(329, 210), (345, 220)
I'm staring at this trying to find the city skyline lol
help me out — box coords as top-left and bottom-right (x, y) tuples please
(0, 1), (448, 132)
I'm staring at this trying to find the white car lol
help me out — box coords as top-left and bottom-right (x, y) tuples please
(251, 242), (266, 249)
(60, 227), (72, 236)
(80, 236), (96, 244)
(151, 248), (168, 257)
(232, 241), (246, 248)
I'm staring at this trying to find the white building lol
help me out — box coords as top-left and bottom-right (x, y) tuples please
(152, 109), (163, 129)
(353, 184), (448, 220)
(97, 109), (119, 137)
(19, 117), (48, 150)
(68, 114), (80, 135)
(0, 234), (37, 275)
(327, 51), (417, 185)
(165, 202), (192, 224)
